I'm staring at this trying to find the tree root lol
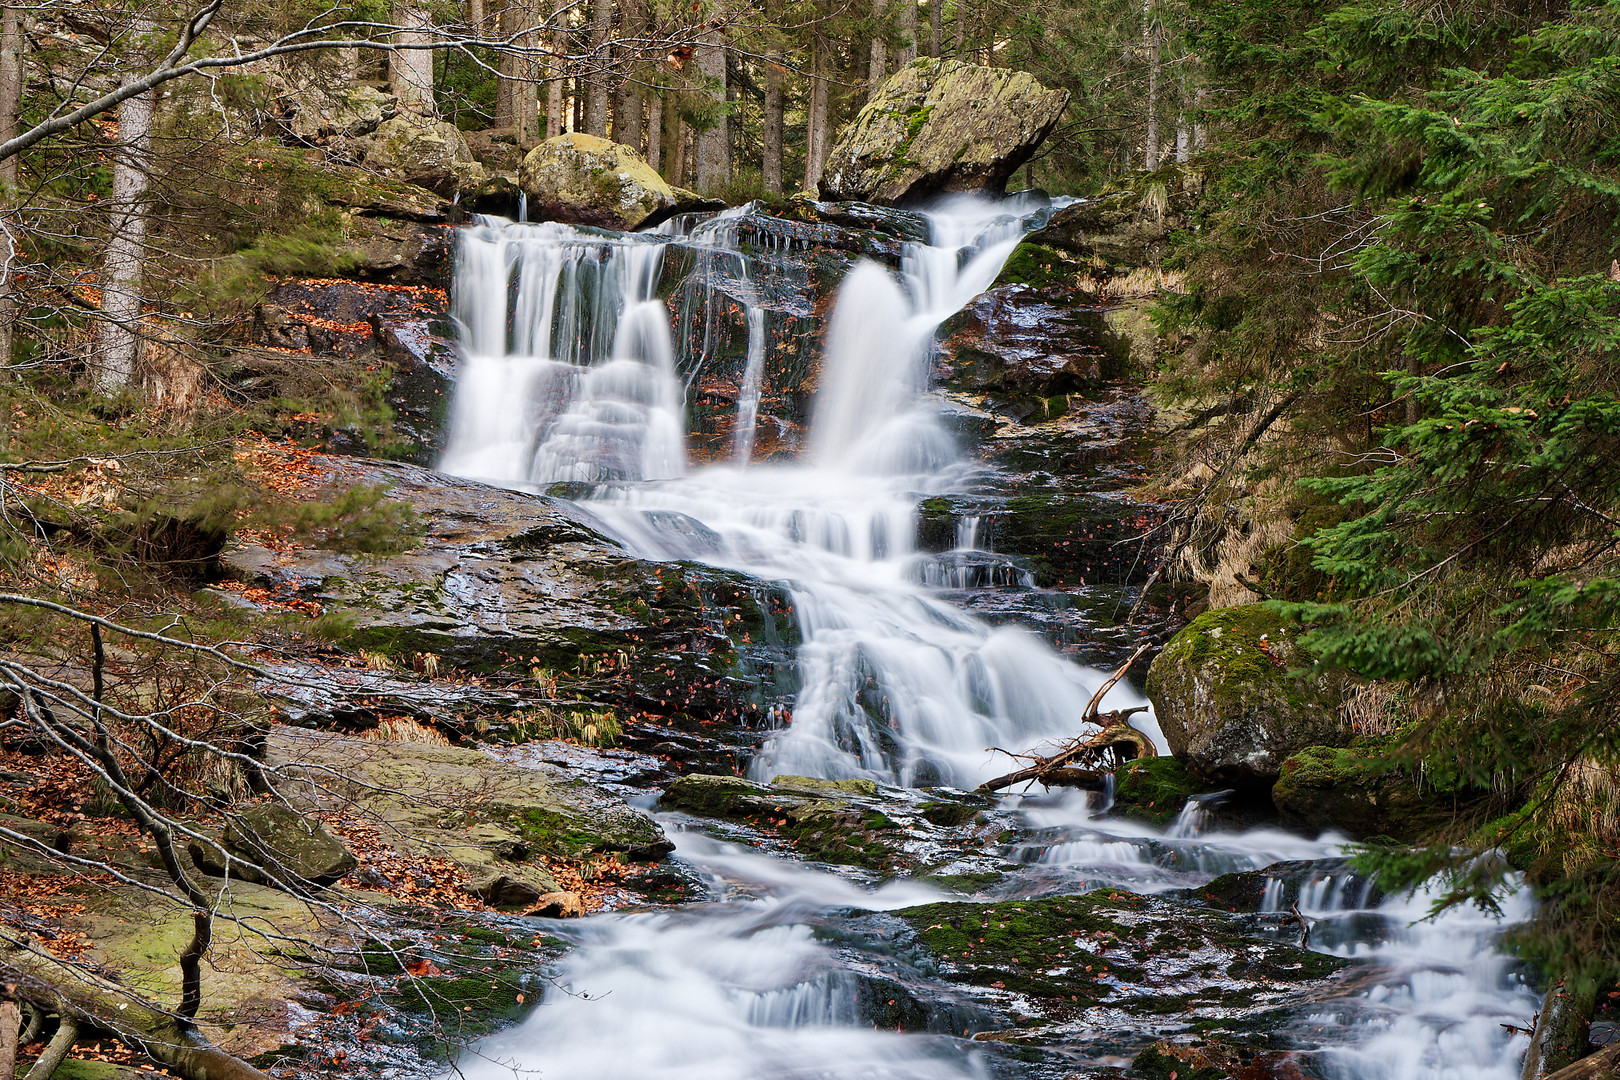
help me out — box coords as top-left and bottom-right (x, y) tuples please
(0, 939), (270, 1080)
(979, 644), (1156, 794)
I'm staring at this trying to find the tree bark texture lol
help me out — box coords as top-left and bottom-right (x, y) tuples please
(0, 4), (20, 190)
(585, 0), (611, 136)
(494, 0), (518, 129)
(646, 88), (662, 168)
(803, 39), (830, 192)
(928, 0), (941, 57)
(389, 2), (436, 113)
(1543, 1046), (1620, 1080)
(91, 72), (153, 394)
(611, 0), (644, 149)
(694, 29), (729, 190)
(896, 0), (917, 66)
(0, 1000), (18, 1080)
(1142, 0), (1159, 170)
(868, 0), (889, 99)
(762, 48), (784, 192)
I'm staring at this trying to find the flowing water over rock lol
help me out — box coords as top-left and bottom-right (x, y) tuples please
(437, 199), (1538, 1079)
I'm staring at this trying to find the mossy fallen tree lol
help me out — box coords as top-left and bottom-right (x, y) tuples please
(1, 938), (270, 1080)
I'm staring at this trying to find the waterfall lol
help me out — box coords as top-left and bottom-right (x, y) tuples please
(440, 198), (1163, 789)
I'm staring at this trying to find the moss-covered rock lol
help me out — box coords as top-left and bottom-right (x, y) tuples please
(1027, 171), (1197, 271)
(1110, 756), (1211, 826)
(192, 803), (357, 889)
(518, 133), (677, 229)
(1271, 737), (1478, 842)
(1145, 605), (1348, 790)
(820, 59), (1069, 205)
(361, 114), (488, 196)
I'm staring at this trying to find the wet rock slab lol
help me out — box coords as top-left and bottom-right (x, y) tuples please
(883, 890), (1347, 1069)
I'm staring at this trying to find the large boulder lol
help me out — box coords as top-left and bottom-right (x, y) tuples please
(518, 133), (678, 230)
(1271, 738), (1480, 841)
(361, 113), (488, 196)
(819, 59), (1068, 205)
(1144, 605), (1348, 790)
(192, 803), (357, 889)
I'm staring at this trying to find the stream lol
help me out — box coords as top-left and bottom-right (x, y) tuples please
(436, 198), (1539, 1079)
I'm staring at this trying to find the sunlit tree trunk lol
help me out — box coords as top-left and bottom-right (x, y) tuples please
(92, 73), (154, 393)
(390, 2), (436, 113)
(694, 28), (728, 188)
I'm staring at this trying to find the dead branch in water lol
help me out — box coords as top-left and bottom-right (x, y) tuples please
(979, 644), (1155, 793)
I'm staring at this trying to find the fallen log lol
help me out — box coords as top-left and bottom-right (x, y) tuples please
(1545, 1045), (1620, 1080)
(978, 644), (1156, 794)
(0, 938), (271, 1080)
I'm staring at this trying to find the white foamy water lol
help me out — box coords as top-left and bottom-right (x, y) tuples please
(438, 198), (1537, 1080)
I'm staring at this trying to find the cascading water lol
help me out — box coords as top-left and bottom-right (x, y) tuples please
(438, 199), (1538, 1080)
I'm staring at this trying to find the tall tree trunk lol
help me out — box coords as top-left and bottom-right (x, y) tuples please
(573, 79), (584, 131)
(468, 0), (485, 29)
(803, 39), (830, 192)
(646, 89), (662, 169)
(92, 72), (154, 394)
(763, 45), (784, 193)
(494, 0), (517, 128)
(665, 94), (685, 185)
(1142, 0), (1159, 170)
(1193, 82), (1207, 151)
(0, 4), (21, 371)
(868, 0), (889, 99)
(390, 2), (436, 114)
(612, 0), (644, 149)
(694, 29), (729, 190)
(546, 8), (567, 138)
(1175, 116), (1189, 162)
(0, 4), (18, 190)
(895, 0), (917, 66)
(928, 0), (941, 57)
(584, 0), (611, 136)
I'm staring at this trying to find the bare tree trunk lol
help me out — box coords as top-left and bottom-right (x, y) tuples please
(584, 0), (611, 136)
(494, 0), (517, 129)
(666, 96), (686, 185)
(390, 2), (436, 114)
(1193, 82), (1207, 151)
(1142, 0), (1159, 170)
(91, 71), (153, 394)
(763, 47), (784, 193)
(0, 5), (19, 191)
(612, 0), (644, 148)
(955, 0), (968, 52)
(694, 28), (728, 189)
(929, 0), (941, 57)
(0, 1000), (18, 1080)
(646, 89), (662, 168)
(1175, 116), (1189, 162)
(896, 0), (917, 66)
(0, 5), (18, 384)
(803, 38), (830, 192)
(467, 0), (486, 29)
(868, 0), (889, 99)
(573, 79), (584, 131)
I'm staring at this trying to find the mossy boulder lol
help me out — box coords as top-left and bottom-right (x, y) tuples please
(1145, 605), (1348, 790)
(1110, 756), (1211, 827)
(362, 114), (488, 196)
(194, 803), (357, 889)
(1027, 171), (1197, 271)
(1271, 737), (1478, 841)
(518, 133), (677, 229)
(820, 59), (1069, 205)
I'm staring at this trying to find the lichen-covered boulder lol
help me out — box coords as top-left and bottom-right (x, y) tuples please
(819, 59), (1069, 205)
(1145, 605), (1348, 790)
(517, 133), (677, 230)
(193, 804), (357, 888)
(362, 113), (488, 196)
(284, 83), (396, 141)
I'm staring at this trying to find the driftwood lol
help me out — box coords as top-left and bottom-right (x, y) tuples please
(0, 939), (270, 1080)
(979, 644), (1155, 793)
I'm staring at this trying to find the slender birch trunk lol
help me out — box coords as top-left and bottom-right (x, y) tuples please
(92, 72), (154, 393)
